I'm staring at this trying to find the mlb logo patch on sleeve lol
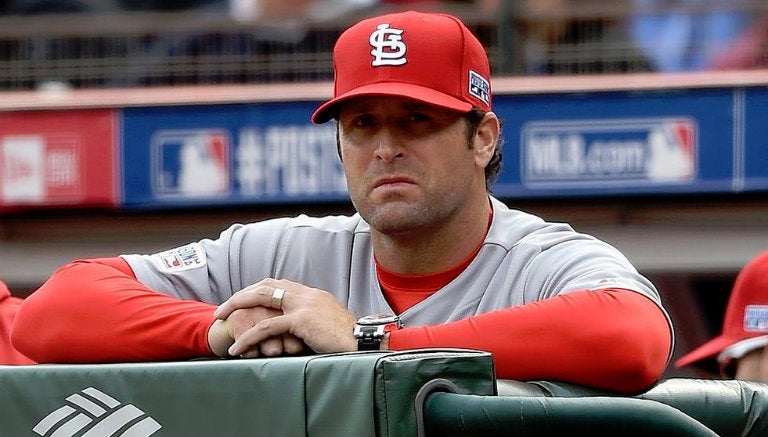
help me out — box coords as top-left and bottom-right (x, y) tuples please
(152, 243), (207, 272)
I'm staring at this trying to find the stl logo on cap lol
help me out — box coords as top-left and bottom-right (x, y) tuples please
(370, 23), (407, 66)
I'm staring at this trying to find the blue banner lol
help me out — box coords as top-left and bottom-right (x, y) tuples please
(120, 85), (765, 209)
(121, 102), (346, 209)
(743, 87), (768, 193)
(492, 87), (737, 198)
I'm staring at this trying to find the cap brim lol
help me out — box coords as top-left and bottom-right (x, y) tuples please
(311, 82), (473, 124)
(674, 335), (739, 368)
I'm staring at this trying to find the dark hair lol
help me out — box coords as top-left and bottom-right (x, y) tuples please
(335, 108), (504, 192)
(465, 108), (503, 191)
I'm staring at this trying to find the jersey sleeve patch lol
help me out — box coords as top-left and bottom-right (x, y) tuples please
(151, 242), (207, 272)
(589, 277), (644, 292)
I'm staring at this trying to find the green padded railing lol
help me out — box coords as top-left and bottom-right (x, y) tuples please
(3, 349), (768, 437)
(0, 349), (495, 437)
(510, 378), (768, 437)
(430, 377), (768, 437)
(421, 392), (719, 437)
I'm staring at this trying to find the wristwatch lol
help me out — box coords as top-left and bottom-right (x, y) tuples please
(353, 313), (402, 351)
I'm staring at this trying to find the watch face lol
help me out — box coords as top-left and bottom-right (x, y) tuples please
(354, 313), (402, 350)
(357, 313), (399, 326)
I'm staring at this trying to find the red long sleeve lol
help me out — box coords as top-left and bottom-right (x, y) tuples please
(0, 282), (35, 365)
(388, 288), (672, 393)
(11, 258), (216, 363)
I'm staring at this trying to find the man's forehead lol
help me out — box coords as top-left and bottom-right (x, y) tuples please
(339, 96), (458, 114)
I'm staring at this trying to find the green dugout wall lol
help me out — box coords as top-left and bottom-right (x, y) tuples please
(2, 349), (768, 436)
(0, 350), (495, 437)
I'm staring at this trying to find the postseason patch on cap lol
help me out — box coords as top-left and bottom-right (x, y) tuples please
(152, 242), (206, 272)
(468, 70), (490, 106)
(744, 305), (768, 332)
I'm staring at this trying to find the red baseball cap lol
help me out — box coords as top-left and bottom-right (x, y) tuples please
(675, 250), (768, 368)
(311, 10), (492, 124)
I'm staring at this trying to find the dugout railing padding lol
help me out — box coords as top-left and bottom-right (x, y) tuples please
(1, 349), (767, 436)
(419, 377), (768, 437)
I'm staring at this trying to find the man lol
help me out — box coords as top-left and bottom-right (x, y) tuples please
(12, 11), (672, 393)
(0, 281), (34, 365)
(676, 250), (768, 381)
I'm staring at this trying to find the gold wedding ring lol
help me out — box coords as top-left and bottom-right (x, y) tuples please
(271, 287), (286, 310)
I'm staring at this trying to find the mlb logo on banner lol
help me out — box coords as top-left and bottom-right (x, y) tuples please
(522, 117), (698, 188)
(151, 129), (231, 198)
(1, 134), (81, 203)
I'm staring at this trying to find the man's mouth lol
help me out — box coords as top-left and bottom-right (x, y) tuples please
(373, 176), (415, 189)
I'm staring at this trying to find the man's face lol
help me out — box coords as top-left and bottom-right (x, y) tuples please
(733, 347), (768, 382)
(337, 96), (485, 236)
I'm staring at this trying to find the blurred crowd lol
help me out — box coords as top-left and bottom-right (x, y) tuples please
(507, 0), (768, 73)
(0, 1), (493, 19)
(0, 0), (765, 92)
(1, 0), (765, 73)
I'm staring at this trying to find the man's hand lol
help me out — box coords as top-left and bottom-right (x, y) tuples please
(208, 304), (306, 358)
(208, 282), (307, 358)
(214, 278), (357, 357)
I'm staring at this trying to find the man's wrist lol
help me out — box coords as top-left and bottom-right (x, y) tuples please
(380, 332), (390, 350)
(207, 319), (235, 357)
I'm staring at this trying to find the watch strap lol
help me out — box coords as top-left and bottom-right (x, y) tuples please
(357, 329), (382, 351)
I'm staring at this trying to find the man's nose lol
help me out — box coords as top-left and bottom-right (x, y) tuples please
(374, 127), (404, 163)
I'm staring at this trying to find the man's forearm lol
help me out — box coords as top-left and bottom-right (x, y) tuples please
(12, 258), (217, 363)
(388, 288), (672, 393)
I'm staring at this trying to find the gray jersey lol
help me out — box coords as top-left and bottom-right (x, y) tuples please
(123, 196), (671, 334)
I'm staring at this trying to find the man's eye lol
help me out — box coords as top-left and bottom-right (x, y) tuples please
(353, 115), (377, 127)
(408, 112), (430, 122)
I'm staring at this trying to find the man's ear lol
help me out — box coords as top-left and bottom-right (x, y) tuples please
(473, 112), (500, 168)
(335, 121), (343, 162)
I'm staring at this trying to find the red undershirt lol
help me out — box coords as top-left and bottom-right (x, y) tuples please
(376, 209), (491, 314)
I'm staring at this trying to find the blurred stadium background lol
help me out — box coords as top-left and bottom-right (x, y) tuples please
(2, 0), (768, 380)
